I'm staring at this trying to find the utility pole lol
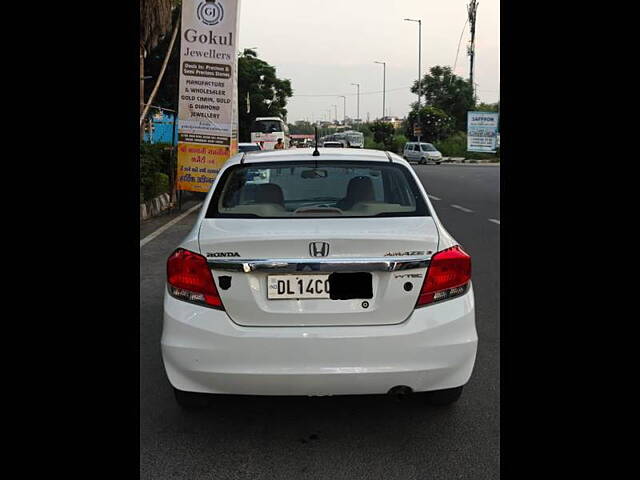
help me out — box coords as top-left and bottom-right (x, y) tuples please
(404, 18), (422, 108)
(467, 1), (478, 95)
(338, 96), (346, 125)
(332, 105), (337, 123)
(374, 61), (386, 120)
(351, 83), (360, 122)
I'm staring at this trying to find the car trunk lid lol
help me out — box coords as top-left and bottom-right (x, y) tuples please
(199, 217), (439, 326)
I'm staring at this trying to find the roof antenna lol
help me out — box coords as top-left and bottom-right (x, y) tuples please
(312, 126), (320, 157)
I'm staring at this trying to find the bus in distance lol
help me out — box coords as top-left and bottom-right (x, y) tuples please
(250, 117), (290, 150)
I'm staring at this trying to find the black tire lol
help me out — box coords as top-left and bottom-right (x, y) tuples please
(423, 386), (463, 406)
(419, 157), (427, 165)
(435, 161), (441, 165)
(173, 387), (212, 409)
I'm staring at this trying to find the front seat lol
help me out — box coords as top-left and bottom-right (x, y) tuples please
(335, 176), (375, 210)
(253, 183), (285, 206)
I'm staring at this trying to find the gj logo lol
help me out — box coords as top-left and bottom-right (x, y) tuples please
(196, 0), (224, 26)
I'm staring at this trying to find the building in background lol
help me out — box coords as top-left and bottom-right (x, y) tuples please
(381, 116), (405, 129)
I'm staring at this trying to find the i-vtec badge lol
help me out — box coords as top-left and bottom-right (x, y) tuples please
(207, 252), (240, 257)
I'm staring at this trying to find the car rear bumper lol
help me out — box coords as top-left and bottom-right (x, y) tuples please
(161, 286), (477, 396)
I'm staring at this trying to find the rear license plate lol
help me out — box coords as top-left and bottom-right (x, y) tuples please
(267, 274), (330, 300)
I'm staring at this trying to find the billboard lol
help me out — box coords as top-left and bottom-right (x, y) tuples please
(467, 111), (499, 153)
(177, 0), (240, 192)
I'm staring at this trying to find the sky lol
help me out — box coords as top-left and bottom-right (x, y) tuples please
(238, 0), (499, 123)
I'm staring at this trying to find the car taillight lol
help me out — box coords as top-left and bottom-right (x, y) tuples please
(416, 245), (471, 307)
(167, 248), (224, 309)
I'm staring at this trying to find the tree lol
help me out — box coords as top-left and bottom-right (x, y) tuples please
(238, 50), (293, 142)
(369, 121), (395, 150)
(411, 65), (475, 132)
(475, 101), (499, 112)
(140, 0), (178, 138)
(405, 105), (454, 142)
(143, 6), (181, 112)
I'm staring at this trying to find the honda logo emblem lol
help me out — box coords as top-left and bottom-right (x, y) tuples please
(309, 242), (330, 257)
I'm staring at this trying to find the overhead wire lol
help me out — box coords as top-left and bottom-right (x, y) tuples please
(453, 18), (469, 75)
(290, 86), (412, 98)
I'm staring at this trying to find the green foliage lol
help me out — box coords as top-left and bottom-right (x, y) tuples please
(475, 102), (499, 112)
(412, 65), (475, 132)
(433, 132), (467, 157)
(391, 134), (408, 154)
(364, 136), (383, 150)
(369, 121), (395, 150)
(140, 143), (173, 201)
(149, 172), (170, 199)
(238, 50), (293, 141)
(405, 105), (455, 142)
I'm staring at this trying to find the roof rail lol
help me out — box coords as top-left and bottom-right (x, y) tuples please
(384, 151), (393, 162)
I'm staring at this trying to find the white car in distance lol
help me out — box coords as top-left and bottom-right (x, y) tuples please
(162, 148), (477, 408)
(403, 142), (443, 165)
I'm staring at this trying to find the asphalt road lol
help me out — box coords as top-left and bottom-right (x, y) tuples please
(140, 164), (500, 479)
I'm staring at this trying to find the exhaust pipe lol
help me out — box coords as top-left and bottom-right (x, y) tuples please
(388, 385), (413, 398)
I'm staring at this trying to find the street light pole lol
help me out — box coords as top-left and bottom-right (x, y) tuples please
(374, 61), (386, 119)
(338, 96), (346, 125)
(351, 83), (360, 122)
(405, 18), (423, 142)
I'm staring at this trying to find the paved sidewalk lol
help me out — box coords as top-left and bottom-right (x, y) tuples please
(139, 192), (204, 239)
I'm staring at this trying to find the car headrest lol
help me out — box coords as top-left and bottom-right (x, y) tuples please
(254, 183), (284, 205)
(345, 176), (375, 202)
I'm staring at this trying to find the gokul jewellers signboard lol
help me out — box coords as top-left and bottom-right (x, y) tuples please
(177, 0), (240, 192)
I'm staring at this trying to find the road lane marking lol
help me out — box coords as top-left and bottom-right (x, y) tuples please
(140, 202), (203, 248)
(428, 195), (441, 201)
(489, 218), (500, 225)
(450, 204), (474, 213)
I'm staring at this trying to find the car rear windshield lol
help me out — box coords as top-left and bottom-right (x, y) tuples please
(207, 161), (430, 218)
(421, 143), (437, 151)
(252, 120), (282, 133)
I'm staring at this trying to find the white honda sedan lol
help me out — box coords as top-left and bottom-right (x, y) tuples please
(161, 148), (477, 408)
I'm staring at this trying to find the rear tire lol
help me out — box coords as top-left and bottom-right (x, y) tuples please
(423, 386), (463, 406)
(173, 387), (212, 409)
